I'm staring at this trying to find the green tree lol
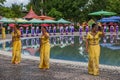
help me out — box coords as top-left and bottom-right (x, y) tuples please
(0, 4), (24, 18)
(10, 4), (23, 18)
(0, 6), (15, 18)
(0, 0), (5, 4)
(106, 0), (120, 15)
(48, 8), (63, 20)
(27, 0), (43, 15)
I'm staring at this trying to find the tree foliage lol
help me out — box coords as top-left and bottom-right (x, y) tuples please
(0, 0), (120, 22)
(106, 0), (120, 15)
(48, 8), (63, 20)
(27, 0), (109, 22)
(0, 0), (6, 4)
(0, 2), (24, 18)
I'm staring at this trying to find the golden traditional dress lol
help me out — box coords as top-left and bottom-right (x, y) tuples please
(11, 30), (21, 64)
(86, 31), (102, 75)
(39, 33), (50, 69)
(2, 27), (6, 39)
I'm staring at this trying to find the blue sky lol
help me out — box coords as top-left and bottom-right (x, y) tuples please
(4, 0), (30, 7)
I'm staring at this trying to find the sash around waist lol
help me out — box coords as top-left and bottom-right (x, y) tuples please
(89, 44), (99, 45)
(41, 41), (50, 45)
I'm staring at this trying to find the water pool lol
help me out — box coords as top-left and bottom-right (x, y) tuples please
(0, 35), (120, 66)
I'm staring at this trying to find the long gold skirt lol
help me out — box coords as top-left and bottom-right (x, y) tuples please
(11, 40), (21, 64)
(88, 45), (100, 75)
(39, 43), (50, 69)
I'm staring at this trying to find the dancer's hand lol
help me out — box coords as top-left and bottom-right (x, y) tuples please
(38, 47), (41, 52)
(10, 43), (13, 48)
(85, 48), (88, 53)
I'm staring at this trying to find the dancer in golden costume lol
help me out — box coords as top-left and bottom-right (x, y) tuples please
(1, 27), (6, 39)
(11, 25), (21, 64)
(86, 23), (104, 76)
(39, 27), (50, 70)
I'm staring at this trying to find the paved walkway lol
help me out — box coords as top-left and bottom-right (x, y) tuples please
(0, 54), (120, 80)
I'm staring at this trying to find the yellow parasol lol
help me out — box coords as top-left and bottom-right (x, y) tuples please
(88, 19), (95, 26)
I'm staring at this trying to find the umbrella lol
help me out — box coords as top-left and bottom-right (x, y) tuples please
(19, 24), (32, 27)
(9, 23), (15, 28)
(37, 15), (55, 20)
(88, 19), (95, 26)
(57, 18), (71, 24)
(102, 23), (107, 26)
(0, 18), (15, 23)
(40, 24), (50, 27)
(43, 20), (57, 23)
(98, 19), (119, 23)
(114, 23), (118, 26)
(88, 10), (117, 16)
(98, 17), (119, 23)
(108, 22), (114, 26)
(15, 18), (28, 23)
(109, 16), (120, 20)
(28, 19), (43, 23)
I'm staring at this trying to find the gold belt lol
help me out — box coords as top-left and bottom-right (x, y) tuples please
(89, 44), (99, 45)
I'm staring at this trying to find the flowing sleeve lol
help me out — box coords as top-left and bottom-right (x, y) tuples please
(86, 33), (90, 40)
(17, 30), (21, 36)
(98, 31), (102, 37)
(46, 33), (50, 38)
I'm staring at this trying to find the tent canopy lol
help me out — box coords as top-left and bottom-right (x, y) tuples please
(88, 10), (117, 16)
(37, 15), (55, 20)
(15, 18), (28, 23)
(57, 18), (71, 24)
(109, 16), (120, 20)
(28, 19), (43, 23)
(43, 20), (57, 23)
(0, 17), (15, 23)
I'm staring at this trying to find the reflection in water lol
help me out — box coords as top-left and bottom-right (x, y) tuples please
(0, 35), (120, 66)
(53, 37), (57, 45)
(25, 39), (29, 46)
(110, 35), (114, 43)
(60, 36), (64, 45)
(103, 36), (107, 43)
(79, 35), (83, 44)
(2, 42), (6, 50)
(69, 36), (74, 44)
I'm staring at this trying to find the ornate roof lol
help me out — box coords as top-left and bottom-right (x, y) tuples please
(23, 6), (38, 19)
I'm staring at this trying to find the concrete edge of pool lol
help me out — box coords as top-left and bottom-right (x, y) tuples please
(0, 50), (120, 71)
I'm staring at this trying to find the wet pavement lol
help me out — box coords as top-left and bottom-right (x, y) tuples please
(0, 54), (120, 80)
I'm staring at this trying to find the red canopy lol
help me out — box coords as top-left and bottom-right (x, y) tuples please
(37, 15), (55, 20)
(9, 23), (15, 28)
(23, 6), (38, 19)
(114, 23), (118, 26)
(102, 23), (107, 26)
(109, 22), (114, 26)
(19, 24), (32, 27)
(40, 24), (50, 27)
